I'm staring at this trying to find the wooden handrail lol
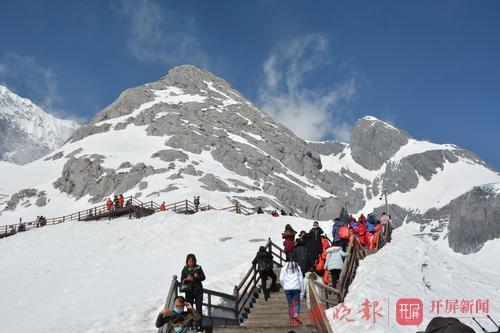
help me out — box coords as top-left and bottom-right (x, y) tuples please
(307, 275), (334, 333)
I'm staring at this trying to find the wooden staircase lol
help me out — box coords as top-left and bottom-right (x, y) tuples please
(215, 268), (316, 333)
(159, 225), (393, 333)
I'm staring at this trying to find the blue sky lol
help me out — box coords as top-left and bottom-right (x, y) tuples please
(0, 0), (499, 169)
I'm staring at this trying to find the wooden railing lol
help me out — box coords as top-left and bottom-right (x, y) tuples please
(2, 197), (257, 239)
(160, 237), (287, 331)
(219, 202), (256, 216)
(0, 197), (214, 239)
(307, 277), (335, 333)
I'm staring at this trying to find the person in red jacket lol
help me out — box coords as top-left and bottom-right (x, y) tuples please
(118, 194), (124, 208)
(354, 216), (368, 246)
(105, 198), (113, 211)
(282, 224), (297, 261)
(159, 202), (166, 211)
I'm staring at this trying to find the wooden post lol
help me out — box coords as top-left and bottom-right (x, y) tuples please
(233, 285), (239, 320)
(207, 294), (212, 317)
(185, 199), (188, 212)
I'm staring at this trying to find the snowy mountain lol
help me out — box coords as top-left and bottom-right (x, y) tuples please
(0, 85), (80, 164)
(0, 65), (498, 254)
(0, 65), (499, 333)
(309, 117), (500, 254)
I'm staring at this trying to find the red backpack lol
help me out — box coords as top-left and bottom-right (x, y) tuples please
(338, 226), (350, 239)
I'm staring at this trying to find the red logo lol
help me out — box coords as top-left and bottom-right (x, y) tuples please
(396, 298), (423, 326)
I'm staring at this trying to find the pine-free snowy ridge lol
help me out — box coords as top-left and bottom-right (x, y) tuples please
(0, 65), (499, 254)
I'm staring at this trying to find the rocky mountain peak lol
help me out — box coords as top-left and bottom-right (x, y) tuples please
(0, 85), (79, 164)
(350, 116), (412, 170)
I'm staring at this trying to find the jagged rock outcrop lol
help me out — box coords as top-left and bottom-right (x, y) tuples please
(350, 116), (411, 170)
(447, 185), (500, 254)
(53, 155), (166, 203)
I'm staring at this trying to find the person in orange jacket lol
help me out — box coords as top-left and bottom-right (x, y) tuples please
(118, 194), (124, 208)
(160, 202), (166, 211)
(105, 198), (113, 211)
(315, 236), (331, 284)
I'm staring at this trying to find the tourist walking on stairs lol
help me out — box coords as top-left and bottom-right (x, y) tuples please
(325, 245), (349, 289)
(252, 246), (278, 301)
(282, 224), (297, 261)
(280, 259), (304, 326)
(180, 254), (205, 332)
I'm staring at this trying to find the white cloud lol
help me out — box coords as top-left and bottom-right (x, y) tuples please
(0, 52), (74, 119)
(258, 33), (357, 142)
(116, 0), (208, 67)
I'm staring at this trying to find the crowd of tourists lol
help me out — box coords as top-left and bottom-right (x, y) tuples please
(154, 211), (390, 331)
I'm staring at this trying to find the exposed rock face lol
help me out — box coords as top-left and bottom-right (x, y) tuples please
(373, 150), (459, 195)
(350, 117), (410, 170)
(308, 141), (347, 156)
(4, 189), (48, 210)
(447, 185), (500, 254)
(53, 155), (166, 203)
(199, 174), (230, 192)
(151, 149), (189, 163)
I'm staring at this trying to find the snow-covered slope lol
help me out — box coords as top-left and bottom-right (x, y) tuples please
(1, 211), (497, 333)
(0, 210), (329, 333)
(327, 223), (500, 333)
(0, 85), (80, 164)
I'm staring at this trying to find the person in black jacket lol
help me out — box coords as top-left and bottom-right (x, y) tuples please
(291, 238), (309, 277)
(252, 246), (277, 301)
(309, 222), (324, 260)
(299, 230), (317, 273)
(180, 254), (205, 331)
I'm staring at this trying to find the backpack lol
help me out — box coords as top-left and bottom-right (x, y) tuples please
(338, 226), (350, 239)
(258, 255), (273, 272)
(367, 223), (375, 233)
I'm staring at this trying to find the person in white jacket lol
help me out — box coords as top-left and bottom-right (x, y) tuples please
(325, 245), (348, 289)
(279, 260), (304, 325)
